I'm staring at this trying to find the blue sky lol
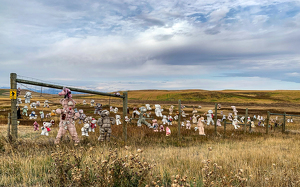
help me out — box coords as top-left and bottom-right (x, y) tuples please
(1, 0), (300, 91)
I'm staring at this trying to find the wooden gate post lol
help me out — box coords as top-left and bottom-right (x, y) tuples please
(10, 73), (18, 139)
(244, 108), (248, 133)
(266, 111), (270, 134)
(214, 103), (217, 136)
(122, 92), (128, 142)
(178, 99), (181, 137)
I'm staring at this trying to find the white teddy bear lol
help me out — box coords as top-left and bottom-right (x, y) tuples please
(30, 102), (36, 109)
(24, 92), (32, 103)
(162, 115), (168, 125)
(145, 104), (152, 110)
(155, 104), (163, 117)
(206, 110), (214, 126)
(116, 115), (121, 125)
(81, 123), (90, 136)
(41, 121), (52, 136)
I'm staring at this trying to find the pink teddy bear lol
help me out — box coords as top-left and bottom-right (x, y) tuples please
(55, 87), (80, 144)
(33, 121), (39, 131)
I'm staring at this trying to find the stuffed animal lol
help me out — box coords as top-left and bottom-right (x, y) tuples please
(162, 115), (168, 125)
(41, 120), (54, 136)
(125, 116), (130, 123)
(81, 123), (90, 136)
(36, 101), (40, 107)
(160, 124), (165, 132)
(198, 105), (202, 109)
(83, 100), (87, 105)
(169, 105), (174, 115)
(90, 118), (97, 132)
(44, 100), (49, 108)
(97, 110), (116, 141)
(114, 92), (120, 96)
(240, 116), (245, 123)
(146, 112), (151, 118)
(40, 111), (44, 119)
(46, 113), (51, 118)
(206, 110), (214, 126)
(181, 110), (187, 118)
(167, 115), (173, 125)
(30, 102), (36, 109)
(222, 115), (226, 122)
(166, 127), (171, 136)
(192, 114), (199, 124)
(90, 100), (95, 107)
(94, 103), (102, 115)
(29, 111), (37, 119)
(253, 115), (256, 120)
(192, 106), (197, 114)
(110, 106), (118, 113)
(78, 109), (86, 124)
(232, 116), (240, 129)
(24, 92), (32, 103)
(113, 107), (118, 113)
(132, 107), (140, 118)
(220, 111), (223, 115)
(17, 87), (21, 97)
(217, 104), (221, 109)
(17, 98), (22, 106)
(231, 106), (238, 116)
(251, 121), (255, 128)
(174, 114), (179, 121)
(197, 117), (206, 135)
(22, 105), (28, 116)
(227, 113), (233, 121)
(186, 120), (191, 129)
(55, 87), (80, 144)
(33, 121), (39, 131)
(116, 115), (121, 125)
(217, 119), (222, 126)
(181, 121), (185, 127)
(152, 119), (158, 132)
(137, 107), (152, 128)
(155, 104), (163, 117)
(51, 110), (56, 116)
(146, 104), (152, 110)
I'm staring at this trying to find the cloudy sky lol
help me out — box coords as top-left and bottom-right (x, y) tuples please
(1, 0), (300, 91)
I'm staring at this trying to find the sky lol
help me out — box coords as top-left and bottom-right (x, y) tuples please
(1, 0), (300, 92)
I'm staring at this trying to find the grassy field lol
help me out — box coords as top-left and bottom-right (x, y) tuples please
(1, 89), (300, 186)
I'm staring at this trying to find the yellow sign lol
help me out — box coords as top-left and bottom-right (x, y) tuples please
(10, 89), (17, 99)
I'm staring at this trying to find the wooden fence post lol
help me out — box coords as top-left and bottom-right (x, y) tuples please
(283, 113), (286, 133)
(7, 113), (11, 138)
(244, 108), (248, 133)
(266, 111), (270, 134)
(10, 73), (18, 139)
(178, 99), (181, 137)
(122, 92), (128, 142)
(224, 119), (226, 138)
(214, 103), (217, 136)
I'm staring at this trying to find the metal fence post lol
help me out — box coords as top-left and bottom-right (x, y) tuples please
(178, 99), (181, 137)
(122, 92), (128, 142)
(214, 103), (217, 136)
(244, 108), (248, 133)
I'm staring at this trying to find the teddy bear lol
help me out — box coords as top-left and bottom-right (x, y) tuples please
(227, 113), (233, 121)
(181, 121), (185, 127)
(132, 107), (140, 118)
(155, 104), (163, 117)
(97, 110), (116, 141)
(89, 118), (97, 132)
(51, 110), (56, 116)
(29, 111), (37, 120)
(22, 105), (28, 116)
(55, 87), (80, 144)
(44, 100), (49, 108)
(197, 117), (206, 135)
(186, 120), (191, 129)
(78, 109), (86, 124)
(40, 111), (44, 119)
(24, 91), (32, 103)
(181, 110), (187, 118)
(83, 100), (87, 105)
(33, 121), (39, 131)
(17, 98), (22, 106)
(115, 115), (121, 125)
(192, 114), (200, 124)
(125, 116), (130, 123)
(166, 127), (171, 136)
(167, 115), (173, 125)
(36, 101), (40, 107)
(217, 119), (222, 126)
(232, 116), (240, 129)
(94, 103), (102, 115)
(239, 116), (245, 123)
(90, 100), (95, 107)
(169, 105), (174, 115)
(146, 104), (152, 110)
(81, 123), (90, 136)
(137, 107), (152, 128)
(17, 87), (21, 97)
(192, 106), (197, 114)
(41, 120), (54, 136)
(231, 106), (238, 116)
(152, 119), (159, 132)
(30, 102), (36, 109)
(46, 113), (51, 118)
(160, 124), (165, 132)
(217, 104), (221, 109)
(162, 115), (168, 125)
(206, 110), (214, 126)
